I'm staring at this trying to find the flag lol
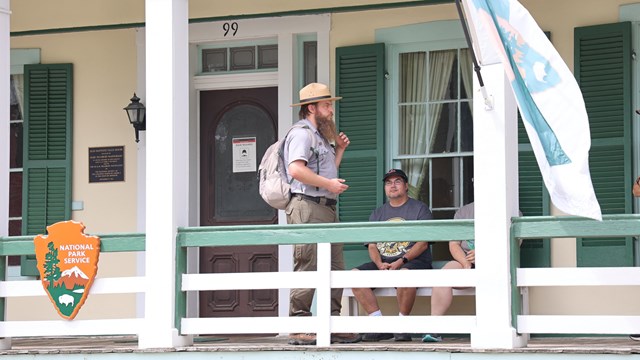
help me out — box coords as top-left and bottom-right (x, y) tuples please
(462, 0), (602, 220)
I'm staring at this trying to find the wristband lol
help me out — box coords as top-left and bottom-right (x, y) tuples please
(402, 256), (409, 264)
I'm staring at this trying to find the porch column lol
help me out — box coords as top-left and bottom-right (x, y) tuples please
(0, 0), (8, 240)
(470, 63), (527, 348)
(139, 0), (192, 348)
(0, 0), (11, 349)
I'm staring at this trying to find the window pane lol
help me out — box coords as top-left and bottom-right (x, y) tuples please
(460, 101), (473, 152)
(10, 75), (23, 121)
(202, 48), (227, 72)
(398, 104), (427, 155)
(399, 52), (427, 103)
(258, 45), (278, 69)
(462, 156), (474, 205)
(9, 172), (22, 218)
(400, 158), (429, 204)
(460, 49), (473, 99)
(230, 46), (255, 70)
(303, 41), (317, 84)
(10, 122), (23, 169)
(429, 50), (457, 101)
(430, 102), (457, 153)
(431, 157), (456, 208)
(8, 220), (21, 236)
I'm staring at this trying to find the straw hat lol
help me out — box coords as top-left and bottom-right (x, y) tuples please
(290, 83), (342, 107)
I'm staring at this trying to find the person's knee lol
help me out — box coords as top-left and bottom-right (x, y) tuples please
(443, 260), (464, 270)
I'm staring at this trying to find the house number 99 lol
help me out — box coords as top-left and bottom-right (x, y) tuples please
(223, 22), (238, 36)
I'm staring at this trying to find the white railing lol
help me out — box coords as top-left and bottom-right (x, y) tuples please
(512, 215), (640, 336)
(0, 233), (145, 347)
(1, 215), (639, 349)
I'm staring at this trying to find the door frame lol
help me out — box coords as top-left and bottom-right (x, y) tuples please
(136, 13), (332, 319)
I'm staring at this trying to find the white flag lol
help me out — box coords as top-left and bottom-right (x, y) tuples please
(463, 0), (602, 220)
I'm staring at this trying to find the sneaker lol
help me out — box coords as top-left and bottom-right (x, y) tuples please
(422, 333), (442, 342)
(393, 333), (412, 341)
(288, 333), (316, 345)
(362, 333), (394, 342)
(630, 334), (640, 341)
(331, 333), (362, 344)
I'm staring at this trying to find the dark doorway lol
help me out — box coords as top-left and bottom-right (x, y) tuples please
(199, 87), (278, 318)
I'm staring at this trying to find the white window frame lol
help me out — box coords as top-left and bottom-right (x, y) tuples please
(377, 20), (472, 215)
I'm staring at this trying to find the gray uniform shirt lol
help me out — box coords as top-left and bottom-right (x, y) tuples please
(283, 119), (337, 199)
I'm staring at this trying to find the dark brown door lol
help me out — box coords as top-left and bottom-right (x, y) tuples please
(199, 87), (278, 318)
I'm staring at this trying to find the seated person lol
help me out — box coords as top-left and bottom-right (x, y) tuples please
(423, 202), (521, 342)
(423, 202), (474, 343)
(351, 169), (433, 342)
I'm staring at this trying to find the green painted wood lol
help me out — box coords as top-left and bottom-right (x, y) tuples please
(510, 227), (522, 330)
(0, 233), (145, 256)
(178, 220), (475, 248)
(21, 64), (74, 276)
(335, 43), (385, 223)
(174, 244), (188, 332)
(574, 22), (633, 267)
(511, 215), (640, 239)
(10, 48), (40, 75)
(0, 247), (5, 321)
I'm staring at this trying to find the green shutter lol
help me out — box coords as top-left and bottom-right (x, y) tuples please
(335, 43), (385, 223)
(517, 31), (551, 267)
(518, 145), (550, 267)
(574, 22), (632, 267)
(21, 64), (73, 276)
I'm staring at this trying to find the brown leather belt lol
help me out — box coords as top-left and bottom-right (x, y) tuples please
(294, 193), (337, 206)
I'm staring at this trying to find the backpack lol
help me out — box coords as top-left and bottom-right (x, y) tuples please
(258, 124), (318, 210)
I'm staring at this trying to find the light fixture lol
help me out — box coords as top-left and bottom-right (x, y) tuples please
(123, 93), (146, 143)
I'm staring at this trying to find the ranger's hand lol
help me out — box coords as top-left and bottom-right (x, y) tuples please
(335, 132), (350, 150)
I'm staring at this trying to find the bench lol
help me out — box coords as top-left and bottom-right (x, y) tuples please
(342, 244), (476, 315)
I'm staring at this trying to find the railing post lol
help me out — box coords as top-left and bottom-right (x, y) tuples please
(316, 242), (331, 346)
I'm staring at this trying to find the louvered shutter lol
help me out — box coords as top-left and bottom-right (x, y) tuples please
(516, 33), (553, 268)
(335, 43), (385, 222)
(21, 64), (73, 275)
(518, 139), (550, 267)
(574, 22), (632, 267)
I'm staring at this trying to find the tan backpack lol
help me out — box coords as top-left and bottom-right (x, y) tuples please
(258, 124), (317, 209)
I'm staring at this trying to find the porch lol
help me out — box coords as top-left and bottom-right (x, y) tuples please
(0, 215), (638, 359)
(3, 335), (640, 359)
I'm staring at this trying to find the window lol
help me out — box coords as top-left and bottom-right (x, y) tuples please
(200, 42), (278, 74)
(9, 75), (24, 239)
(391, 48), (474, 219)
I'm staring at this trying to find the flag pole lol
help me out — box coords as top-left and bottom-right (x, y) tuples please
(456, 0), (494, 110)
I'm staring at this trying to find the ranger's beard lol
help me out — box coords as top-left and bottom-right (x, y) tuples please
(316, 113), (337, 143)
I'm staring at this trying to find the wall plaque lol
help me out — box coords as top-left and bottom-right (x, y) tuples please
(89, 146), (124, 183)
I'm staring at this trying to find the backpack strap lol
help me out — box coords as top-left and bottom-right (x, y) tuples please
(283, 123), (320, 190)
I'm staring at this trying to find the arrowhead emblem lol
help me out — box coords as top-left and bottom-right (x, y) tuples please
(34, 221), (100, 320)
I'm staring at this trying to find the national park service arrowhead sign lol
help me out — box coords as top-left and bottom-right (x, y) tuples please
(34, 221), (100, 320)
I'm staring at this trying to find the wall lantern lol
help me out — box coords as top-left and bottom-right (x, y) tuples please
(123, 93), (146, 143)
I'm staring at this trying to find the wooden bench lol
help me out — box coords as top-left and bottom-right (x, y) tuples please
(342, 244), (476, 315)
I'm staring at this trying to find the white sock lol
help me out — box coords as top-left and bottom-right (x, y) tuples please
(399, 312), (405, 316)
(369, 310), (382, 316)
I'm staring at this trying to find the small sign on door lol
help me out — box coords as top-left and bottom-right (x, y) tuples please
(232, 137), (256, 173)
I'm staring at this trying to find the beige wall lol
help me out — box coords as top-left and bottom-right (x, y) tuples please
(7, 0), (639, 320)
(9, 28), (140, 320)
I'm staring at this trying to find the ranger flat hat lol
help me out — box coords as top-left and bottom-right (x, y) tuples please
(291, 82), (342, 107)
